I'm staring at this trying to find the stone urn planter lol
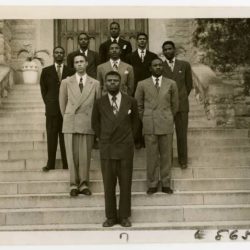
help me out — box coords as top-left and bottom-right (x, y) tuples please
(18, 48), (50, 84)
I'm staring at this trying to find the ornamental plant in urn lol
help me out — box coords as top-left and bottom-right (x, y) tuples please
(17, 46), (50, 84)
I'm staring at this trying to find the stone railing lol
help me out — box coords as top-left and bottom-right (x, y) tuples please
(0, 64), (15, 106)
(192, 64), (235, 127)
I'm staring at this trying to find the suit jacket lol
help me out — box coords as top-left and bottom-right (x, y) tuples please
(99, 38), (132, 64)
(135, 76), (179, 135)
(126, 50), (158, 95)
(40, 64), (74, 116)
(162, 59), (193, 112)
(92, 94), (139, 160)
(97, 61), (134, 96)
(59, 74), (101, 134)
(66, 49), (99, 79)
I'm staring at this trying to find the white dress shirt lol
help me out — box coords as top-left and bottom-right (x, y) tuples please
(152, 75), (163, 87)
(110, 59), (121, 69)
(108, 91), (122, 111)
(165, 57), (175, 71)
(76, 73), (87, 87)
(80, 49), (88, 57)
(55, 63), (64, 75)
(138, 48), (146, 58)
(111, 37), (120, 43)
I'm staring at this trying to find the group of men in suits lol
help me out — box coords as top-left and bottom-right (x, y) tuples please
(39, 20), (193, 227)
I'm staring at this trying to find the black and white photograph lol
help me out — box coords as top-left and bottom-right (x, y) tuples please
(0, 2), (250, 248)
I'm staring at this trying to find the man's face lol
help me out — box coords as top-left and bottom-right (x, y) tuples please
(137, 35), (147, 49)
(105, 74), (120, 95)
(78, 34), (89, 49)
(74, 55), (88, 74)
(150, 59), (163, 77)
(53, 47), (65, 63)
(110, 23), (120, 38)
(109, 43), (121, 60)
(162, 44), (175, 60)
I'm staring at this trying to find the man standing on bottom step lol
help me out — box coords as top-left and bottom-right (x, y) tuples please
(92, 71), (139, 227)
(59, 53), (101, 197)
(135, 58), (179, 195)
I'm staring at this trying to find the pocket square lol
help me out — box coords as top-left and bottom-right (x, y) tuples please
(124, 70), (129, 75)
(128, 109), (131, 114)
(123, 45), (127, 49)
(179, 70), (182, 73)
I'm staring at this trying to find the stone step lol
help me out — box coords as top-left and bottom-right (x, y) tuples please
(1, 166), (250, 182)
(0, 132), (45, 142)
(0, 178), (250, 195)
(1, 103), (44, 108)
(0, 107), (45, 112)
(0, 124), (45, 131)
(1, 220), (250, 231)
(0, 111), (44, 116)
(12, 84), (40, 90)
(0, 191), (250, 209)
(0, 204), (250, 226)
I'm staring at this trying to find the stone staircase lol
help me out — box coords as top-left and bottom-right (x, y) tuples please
(0, 84), (250, 231)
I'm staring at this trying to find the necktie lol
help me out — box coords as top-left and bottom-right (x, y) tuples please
(113, 38), (117, 43)
(111, 95), (118, 116)
(155, 78), (160, 92)
(169, 60), (174, 71)
(57, 64), (62, 83)
(140, 50), (144, 63)
(113, 61), (118, 71)
(79, 77), (83, 93)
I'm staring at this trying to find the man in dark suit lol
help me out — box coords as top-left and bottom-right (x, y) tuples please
(67, 32), (99, 79)
(162, 41), (193, 169)
(92, 71), (139, 228)
(99, 21), (132, 64)
(126, 32), (158, 148)
(40, 46), (74, 172)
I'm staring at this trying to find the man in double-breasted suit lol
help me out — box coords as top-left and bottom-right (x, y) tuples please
(162, 41), (193, 169)
(99, 21), (132, 64)
(126, 32), (158, 149)
(59, 53), (101, 197)
(92, 71), (139, 227)
(40, 46), (74, 172)
(135, 58), (179, 195)
(97, 42), (134, 96)
(67, 32), (99, 79)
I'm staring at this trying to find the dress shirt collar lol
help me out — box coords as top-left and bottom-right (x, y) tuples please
(111, 37), (120, 43)
(110, 59), (121, 67)
(152, 75), (162, 87)
(79, 49), (88, 56)
(138, 48), (146, 56)
(164, 56), (175, 65)
(76, 73), (87, 86)
(55, 63), (64, 71)
(108, 91), (122, 109)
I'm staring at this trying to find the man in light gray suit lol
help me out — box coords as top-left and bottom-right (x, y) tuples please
(97, 42), (134, 96)
(59, 53), (101, 197)
(135, 58), (179, 195)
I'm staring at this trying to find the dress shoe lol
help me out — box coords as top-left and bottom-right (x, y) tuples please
(42, 166), (50, 172)
(146, 187), (158, 195)
(70, 189), (79, 197)
(162, 187), (173, 194)
(102, 218), (117, 227)
(79, 188), (92, 196)
(120, 218), (132, 227)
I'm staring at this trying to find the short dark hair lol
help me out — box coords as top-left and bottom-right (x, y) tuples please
(110, 21), (120, 29)
(137, 32), (148, 40)
(150, 57), (163, 66)
(105, 71), (121, 81)
(53, 46), (65, 53)
(77, 32), (90, 42)
(73, 52), (88, 62)
(109, 42), (121, 50)
(162, 40), (175, 49)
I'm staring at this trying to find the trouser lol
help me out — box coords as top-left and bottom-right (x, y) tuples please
(64, 133), (94, 191)
(46, 115), (68, 169)
(174, 112), (189, 164)
(101, 158), (133, 219)
(144, 134), (173, 188)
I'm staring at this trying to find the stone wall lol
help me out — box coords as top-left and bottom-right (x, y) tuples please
(0, 20), (12, 64)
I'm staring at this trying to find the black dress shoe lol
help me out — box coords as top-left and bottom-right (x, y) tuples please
(146, 187), (158, 195)
(102, 218), (117, 227)
(42, 166), (50, 172)
(120, 218), (132, 227)
(79, 188), (92, 196)
(162, 187), (173, 194)
(70, 189), (79, 197)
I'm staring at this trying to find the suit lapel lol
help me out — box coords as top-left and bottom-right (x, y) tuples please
(68, 75), (81, 101)
(103, 95), (116, 122)
(172, 60), (180, 77)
